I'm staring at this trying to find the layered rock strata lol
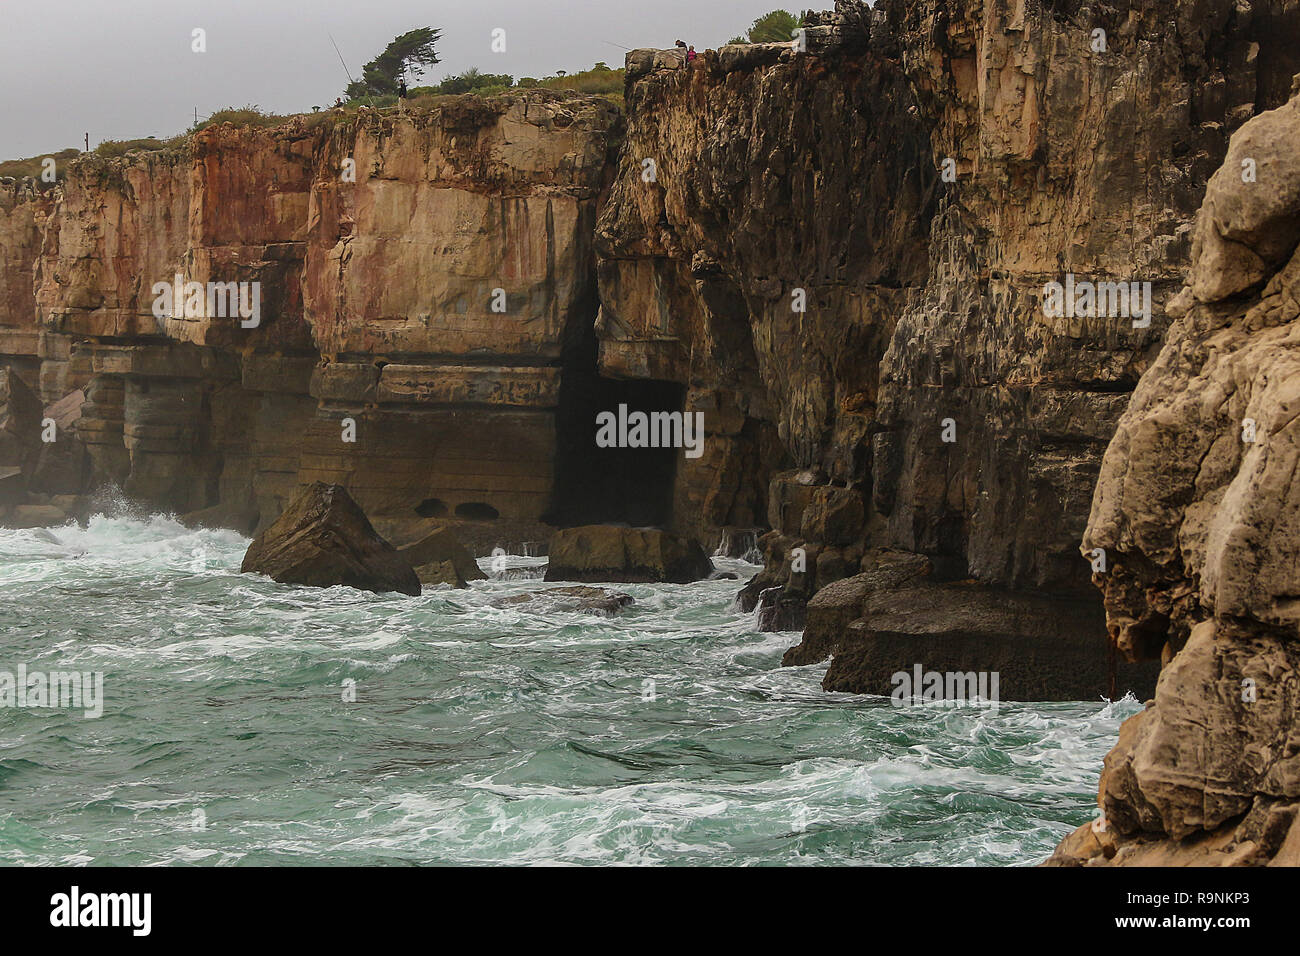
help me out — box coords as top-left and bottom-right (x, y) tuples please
(4, 1), (1300, 706)
(1049, 84), (1300, 865)
(544, 524), (714, 583)
(1, 93), (624, 545)
(593, 0), (1300, 696)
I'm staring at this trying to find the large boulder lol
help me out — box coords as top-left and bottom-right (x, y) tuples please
(240, 482), (420, 595)
(544, 525), (714, 584)
(396, 526), (487, 589)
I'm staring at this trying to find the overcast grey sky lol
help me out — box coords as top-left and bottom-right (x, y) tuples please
(0, 0), (795, 160)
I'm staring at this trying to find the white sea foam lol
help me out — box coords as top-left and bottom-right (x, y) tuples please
(0, 515), (1130, 865)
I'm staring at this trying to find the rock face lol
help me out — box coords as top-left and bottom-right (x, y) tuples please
(241, 482), (420, 595)
(779, 549), (1159, 700)
(1048, 86), (1300, 866)
(1, 92), (624, 542)
(5, 2), (1300, 699)
(493, 585), (634, 616)
(544, 525), (714, 583)
(596, 0), (1300, 693)
(396, 526), (487, 589)
(0, 366), (41, 478)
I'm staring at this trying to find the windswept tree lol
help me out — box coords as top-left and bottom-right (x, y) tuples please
(739, 10), (803, 43)
(346, 27), (441, 99)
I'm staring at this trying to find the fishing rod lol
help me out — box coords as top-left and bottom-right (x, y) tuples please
(328, 32), (375, 109)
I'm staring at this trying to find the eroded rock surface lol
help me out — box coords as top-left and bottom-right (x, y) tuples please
(1, 92), (624, 541)
(1048, 83), (1300, 866)
(4, 2), (1300, 708)
(595, 0), (1300, 698)
(493, 585), (634, 616)
(544, 524), (713, 583)
(241, 481), (420, 595)
(397, 526), (487, 589)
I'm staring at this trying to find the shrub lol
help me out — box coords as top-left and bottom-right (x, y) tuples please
(192, 106), (286, 132)
(94, 137), (169, 159)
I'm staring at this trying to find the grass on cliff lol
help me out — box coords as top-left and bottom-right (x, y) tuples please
(192, 106), (289, 132)
(94, 136), (186, 158)
(0, 147), (80, 184)
(522, 66), (624, 106)
(404, 64), (625, 107)
(0, 139), (187, 184)
(1, 71), (625, 177)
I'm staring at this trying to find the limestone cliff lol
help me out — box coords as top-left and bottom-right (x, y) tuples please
(593, 0), (1299, 698)
(1, 92), (622, 547)
(1048, 83), (1300, 866)
(3, 0), (1300, 708)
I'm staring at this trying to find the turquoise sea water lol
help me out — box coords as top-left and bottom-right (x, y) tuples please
(0, 514), (1136, 865)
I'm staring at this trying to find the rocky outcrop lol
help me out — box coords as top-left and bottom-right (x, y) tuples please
(1, 92), (625, 542)
(1049, 85), (1300, 865)
(594, 0), (1300, 694)
(241, 481), (420, 595)
(396, 526), (487, 588)
(782, 550), (934, 661)
(544, 525), (714, 583)
(779, 549), (1158, 699)
(6, 2), (1300, 702)
(493, 585), (634, 616)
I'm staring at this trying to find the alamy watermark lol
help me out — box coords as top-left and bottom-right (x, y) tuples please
(1042, 274), (1151, 328)
(891, 664), (1000, 713)
(0, 664), (103, 718)
(151, 274), (261, 328)
(595, 404), (705, 459)
(50, 886), (150, 936)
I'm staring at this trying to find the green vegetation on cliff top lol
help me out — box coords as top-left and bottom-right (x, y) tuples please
(3, 5), (805, 175)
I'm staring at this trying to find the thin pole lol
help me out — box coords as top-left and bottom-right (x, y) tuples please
(329, 32), (372, 107)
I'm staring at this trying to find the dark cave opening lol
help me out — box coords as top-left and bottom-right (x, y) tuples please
(547, 362), (683, 530)
(414, 497), (449, 518)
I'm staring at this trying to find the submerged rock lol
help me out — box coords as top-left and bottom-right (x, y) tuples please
(396, 527), (487, 589)
(493, 585), (634, 616)
(240, 482), (420, 595)
(544, 525), (714, 584)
